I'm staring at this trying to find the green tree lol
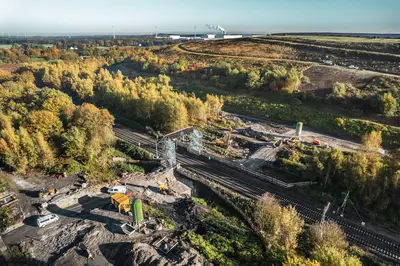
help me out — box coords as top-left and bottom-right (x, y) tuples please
(0, 207), (12, 232)
(283, 254), (320, 266)
(312, 246), (361, 266)
(246, 70), (262, 91)
(379, 92), (397, 115)
(62, 126), (87, 163)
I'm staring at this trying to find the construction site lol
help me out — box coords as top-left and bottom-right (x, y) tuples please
(0, 158), (259, 266)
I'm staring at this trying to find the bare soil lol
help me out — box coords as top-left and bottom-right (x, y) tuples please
(181, 38), (400, 75)
(300, 65), (378, 96)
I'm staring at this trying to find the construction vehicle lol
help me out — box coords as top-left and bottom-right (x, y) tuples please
(313, 139), (321, 145)
(215, 139), (225, 147)
(111, 193), (131, 213)
(39, 188), (57, 198)
(157, 177), (176, 196)
(215, 133), (232, 148)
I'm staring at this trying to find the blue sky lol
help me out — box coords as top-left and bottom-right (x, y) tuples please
(0, 0), (399, 35)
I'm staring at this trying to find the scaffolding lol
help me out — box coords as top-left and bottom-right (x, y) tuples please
(188, 129), (203, 155)
(163, 139), (176, 167)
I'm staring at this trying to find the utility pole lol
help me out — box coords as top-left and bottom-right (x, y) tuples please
(154, 26), (157, 38)
(194, 25), (196, 39)
(340, 191), (350, 217)
(321, 201), (331, 223)
(113, 26), (115, 39)
(156, 135), (159, 159)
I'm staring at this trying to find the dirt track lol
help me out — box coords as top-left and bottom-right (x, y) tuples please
(175, 43), (400, 78)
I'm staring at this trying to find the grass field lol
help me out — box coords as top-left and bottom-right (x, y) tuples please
(276, 35), (400, 43)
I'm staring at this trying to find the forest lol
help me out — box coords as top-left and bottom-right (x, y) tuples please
(0, 56), (223, 178)
(274, 131), (400, 227)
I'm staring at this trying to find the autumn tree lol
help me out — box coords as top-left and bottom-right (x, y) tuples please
(308, 221), (348, 251)
(205, 94), (224, 119)
(246, 70), (262, 91)
(153, 99), (189, 132)
(283, 254), (320, 266)
(254, 193), (304, 253)
(0, 114), (28, 172)
(18, 127), (38, 168)
(362, 131), (382, 152)
(35, 132), (55, 169)
(379, 92), (397, 115)
(24, 110), (64, 139)
(40, 89), (74, 114)
(312, 246), (361, 266)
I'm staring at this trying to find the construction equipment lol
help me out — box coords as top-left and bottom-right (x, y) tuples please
(313, 139), (321, 145)
(0, 191), (18, 208)
(157, 177), (177, 196)
(39, 188), (57, 198)
(215, 139), (225, 147)
(111, 193), (131, 213)
(215, 133), (232, 148)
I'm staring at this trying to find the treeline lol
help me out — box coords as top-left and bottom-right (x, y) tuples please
(0, 36), (178, 48)
(130, 49), (307, 93)
(275, 131), (400, 227)
(295, 78), (400, 120)
(250, 193), (365, 265)
(0, 45), (81, 63)
(0, 71), (115, 178)
(18, 59), (223, 133)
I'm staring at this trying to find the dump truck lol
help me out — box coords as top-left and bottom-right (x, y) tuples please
(111, 193), (130, 213)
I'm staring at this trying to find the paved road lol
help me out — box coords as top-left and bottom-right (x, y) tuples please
(2, 193), (110, 246)
(114, 124), (400, 264)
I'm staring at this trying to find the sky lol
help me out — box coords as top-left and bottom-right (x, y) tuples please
(0, 0), (399, 35)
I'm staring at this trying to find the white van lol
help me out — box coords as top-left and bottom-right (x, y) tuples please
(36, 214), (59, 227)
(107, 186), (127, 194)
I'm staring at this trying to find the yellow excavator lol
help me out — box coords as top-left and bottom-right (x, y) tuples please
(215, 133), (232, 148)
(157, 177), (176, 196)
(39, 188), (57, 198)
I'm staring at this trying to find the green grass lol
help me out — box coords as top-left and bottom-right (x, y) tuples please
(188, 197), (264, 266)
(0, 45), (12, 49)
(275, 35), (400, 43)
(143, 204), (176, 230)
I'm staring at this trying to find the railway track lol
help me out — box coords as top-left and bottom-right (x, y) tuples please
(114, 125), (400, 264)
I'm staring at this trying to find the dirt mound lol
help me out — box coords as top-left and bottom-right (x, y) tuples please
(131, 242), (204, 266)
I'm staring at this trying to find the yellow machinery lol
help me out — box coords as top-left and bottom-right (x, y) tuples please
(157, 177), (176, 196)
(39, 188), (57, 198)
(111, 193), (131, 213)
(215, 139), (225, 147)
(158, 184), (168, 192)
(215, 133), (232, 148)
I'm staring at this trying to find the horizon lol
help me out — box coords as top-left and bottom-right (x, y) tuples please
(1, 0), (399, 35)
